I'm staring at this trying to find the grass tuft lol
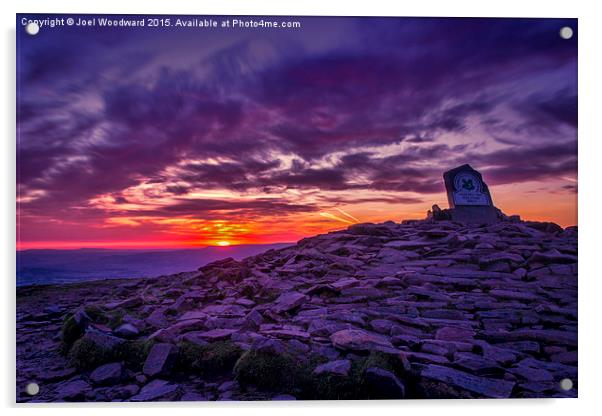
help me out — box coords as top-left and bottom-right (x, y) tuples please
(234, 350), (408, 399)
(60, 315), (85, 353)
(234, 349), (305, 392)
(69, 337), (113, 369)
(178, 341), (243, 375)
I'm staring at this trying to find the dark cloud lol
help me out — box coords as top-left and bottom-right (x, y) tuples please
(561, 184), (578, 193)
(16, 16), (577, 225)
(472, 141), (577, 185)
(521, 88), (578, 129)
(113, 195), (129, 204)
(178, 158), (281, 192)
(165, 185), (190, 196)
(124, 198), (318, 219)
(319, 195), (424, 205)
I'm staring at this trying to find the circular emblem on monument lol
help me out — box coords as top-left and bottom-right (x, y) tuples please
(454, 172), (481, 193)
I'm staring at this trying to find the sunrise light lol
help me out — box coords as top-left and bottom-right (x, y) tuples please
(15, 17), (578, 251)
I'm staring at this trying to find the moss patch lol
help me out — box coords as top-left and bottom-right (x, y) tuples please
(69, 337), (113, 369)
(59, 305), (136, 354)
(69, 334), (150, 370)
(117, 339), (155, 370)
(60, 315), (85, 353)
(105, 308), (127, 330)
(83, 305), (106, 322)
(234, 350), (408, 399)
(312, 352), (405, 399)
(178, 341), (243, 375)
(360, 351), (405, 374)
(234, 350), (307, 392)
(83, 305), (129, 329)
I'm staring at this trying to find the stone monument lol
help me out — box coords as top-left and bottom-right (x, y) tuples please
(441, 164), (499, 224)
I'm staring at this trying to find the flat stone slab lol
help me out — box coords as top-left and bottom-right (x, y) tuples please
(130, 379), (180, 402)
(90, 362), (123, 386)
(330, 329), (393, 352)
(143, 343), (178, 378)
(330, 278), (360, 291)
(383, 240), (432, 250)
(313, 359), (351, 376)
(261, 329), (310, 341)
(105, 295), (144, 310)
(201, 304), (247, 317)
(272, 292), (308, 313)
(420, 364), (515, 398)
(435, 326), (476, 342)
(489, 290), (540, 302)
(113, 323), (139, 339)
(54, 379), (91, 401)
(196, 328), (237, 341)
(482, 329), (578, 347)
(178, 311), (207, 321)
(79, 329), (125, 356)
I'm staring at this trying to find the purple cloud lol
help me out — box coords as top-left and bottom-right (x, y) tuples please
(17, 15), (577, 228)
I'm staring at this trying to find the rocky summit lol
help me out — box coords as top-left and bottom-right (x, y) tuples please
(16, 218), (578, 402)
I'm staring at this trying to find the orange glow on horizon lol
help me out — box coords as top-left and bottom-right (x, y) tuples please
(17, 181), (577, 251)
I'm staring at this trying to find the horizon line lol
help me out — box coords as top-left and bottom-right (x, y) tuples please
(16, 241), (296, 252)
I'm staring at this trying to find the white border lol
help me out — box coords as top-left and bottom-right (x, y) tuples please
(2, 0), (600, 415)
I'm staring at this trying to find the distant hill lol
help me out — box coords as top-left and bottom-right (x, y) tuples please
(16, 243), (292, 286)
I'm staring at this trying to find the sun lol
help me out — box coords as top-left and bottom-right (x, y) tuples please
(216, 241), (231, 247)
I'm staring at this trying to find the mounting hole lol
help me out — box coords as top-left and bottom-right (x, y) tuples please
(25, 22), (40, 36)
(559, 378), (573, 391)
(25, 382), (39, 396)
(559, 26), (573, 40)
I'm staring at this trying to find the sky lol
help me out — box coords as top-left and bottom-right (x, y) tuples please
(17, 15), (578, 249)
